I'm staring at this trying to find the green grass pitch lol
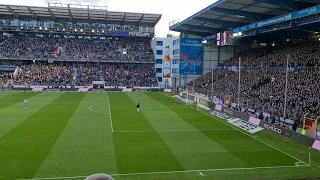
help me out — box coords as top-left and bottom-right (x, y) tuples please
(0, 92), (319, 180)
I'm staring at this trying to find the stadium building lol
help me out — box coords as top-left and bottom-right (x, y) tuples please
(1, 1), (320, 180)
(0, 2), (161, 89)
(168, 0), (320, 148)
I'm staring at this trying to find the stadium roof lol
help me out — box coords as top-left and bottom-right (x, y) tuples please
(169, 0), (320, 36)
(0, 3), (162, 26)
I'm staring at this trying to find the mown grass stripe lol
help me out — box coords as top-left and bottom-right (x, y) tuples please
(127, 93), (248, 170)
(0, 93), (63, 139)
(147, 93), (297, 167)
(109, 93), (185, 174)
(0, 92), (17, 99)
(33, 93), (118, 178)
(0, 92), (40, 110)
(0, 93), (85, 180)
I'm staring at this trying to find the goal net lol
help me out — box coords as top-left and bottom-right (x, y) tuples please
(185, 93), (210, 111)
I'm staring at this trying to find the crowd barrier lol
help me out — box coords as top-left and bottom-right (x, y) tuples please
(218, 104), (317, 148)
(180, 92), (318, 149)
(7, 87), (163, 92)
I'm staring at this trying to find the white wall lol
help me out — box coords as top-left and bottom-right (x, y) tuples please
(152, 37), (179, 88)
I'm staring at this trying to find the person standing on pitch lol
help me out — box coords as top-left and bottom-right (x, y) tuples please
(137, 102), (140, 112)
(24, 98), (28, 108)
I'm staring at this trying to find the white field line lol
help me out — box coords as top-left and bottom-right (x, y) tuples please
(20, 165), (310, 180)
(106, 96), (114, 133)
(156, 101), (178, 116)
(113, 129), (236, 133)
(88, 104), (110, 115)
(160, 93), (309, 165)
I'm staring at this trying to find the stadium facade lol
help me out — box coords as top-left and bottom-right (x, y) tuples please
(168, 0), (320, 140)
(168, 0), (320, 87)
(0, 3), (162, 89)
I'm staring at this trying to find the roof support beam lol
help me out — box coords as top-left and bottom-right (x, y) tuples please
(7, 6), (19, 18)
(138, 14), (144, 25)
(193, 17), (246, 28)
(210, 7), (273, 20)
(67, 4), (73, 20)
(178, 30), (208, 37)
(181, 24), (220, 33)
(48, 8), (55, 20)
(27, 7), (37, 19)
(87, 8), (90, 21)
(122, 13), (126, 24)
(251, 0), (299, 10)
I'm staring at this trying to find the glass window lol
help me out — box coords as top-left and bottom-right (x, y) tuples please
(156, 59), (162, 64)
(156, 41), (163, 46)
(156, 68), (162, 73)
(156, 50), (163, 55)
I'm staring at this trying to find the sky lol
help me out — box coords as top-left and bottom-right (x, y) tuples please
(0, 0), (217, 37)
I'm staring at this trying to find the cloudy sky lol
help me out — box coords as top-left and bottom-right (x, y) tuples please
(2, 0), (217, 37)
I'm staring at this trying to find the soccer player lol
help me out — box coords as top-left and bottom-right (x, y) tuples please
(136, 102), (140, 112)
(24, 98), (28, 108)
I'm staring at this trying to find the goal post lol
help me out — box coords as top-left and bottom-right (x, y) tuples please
(196, 96), (211, 111)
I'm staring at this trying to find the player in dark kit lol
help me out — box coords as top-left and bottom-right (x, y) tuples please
(136, 102), (140, 112)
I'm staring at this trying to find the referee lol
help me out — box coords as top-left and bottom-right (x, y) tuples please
(136, 102), (140, 112)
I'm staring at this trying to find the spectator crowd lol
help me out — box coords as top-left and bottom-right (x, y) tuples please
(75, 64), (157, 87)
(0, 35), (154, 62)
(188, 40), (320, 125)
(13, 63), (157, 87)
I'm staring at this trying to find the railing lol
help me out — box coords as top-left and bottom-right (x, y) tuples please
(216, 65), (320, 72)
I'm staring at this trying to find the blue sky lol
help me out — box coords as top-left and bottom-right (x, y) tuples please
(3, 0), (217, 37)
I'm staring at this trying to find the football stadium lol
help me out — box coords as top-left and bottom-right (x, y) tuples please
(0, 0), (320, 180)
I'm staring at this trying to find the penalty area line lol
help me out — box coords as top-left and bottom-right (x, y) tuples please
(156, 101), (178, 116)
(21, 165), (310, 180)
(106, 94), (114, 133)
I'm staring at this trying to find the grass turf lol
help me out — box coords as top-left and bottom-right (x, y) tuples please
(0, 92), (319, 180)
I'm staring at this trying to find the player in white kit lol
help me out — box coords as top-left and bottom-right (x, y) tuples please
(24, 98), (28, 108)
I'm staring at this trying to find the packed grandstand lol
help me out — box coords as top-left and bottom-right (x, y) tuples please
(187, 40), (320, 125)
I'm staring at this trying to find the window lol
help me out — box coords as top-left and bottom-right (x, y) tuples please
(172, 68), (178, 73)
(173, 40), (176, 46)
(155, 59), (162, 64)
(156, 50), (163, 55)
(156, 68), (162, 73)
(157, 77), (162, 82)
(173, 49), (179, 55)
(156, 41), (163, 46)
(172, 59), (179, 64)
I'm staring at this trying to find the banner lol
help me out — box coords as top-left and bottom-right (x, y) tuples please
(78, 88), (89, 92)
(122, 88), (133, 92)
(293, 5), (320, 19)
(32, 87), (43, 92)
(163, 46), (171, 78)
(92, 81), (105, 85)
(257, 13), (292, 28)
(279, 66), (297, 72)
(179, 38), (203, 75)
(312, 140), (320, 150)
(248, 117), (261, 126)
(260, 121), (291, 138)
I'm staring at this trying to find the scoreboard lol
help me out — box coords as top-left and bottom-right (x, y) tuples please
(216, 29), (237, 46)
